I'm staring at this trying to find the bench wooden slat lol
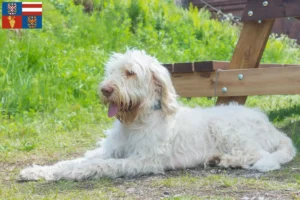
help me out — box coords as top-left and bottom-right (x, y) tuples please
(171, 66), (300, 97)
(173, 63), (193, 73)
(162, 64), (173, 73)
(241, 0), (300, 21)
(163, 61), (299, 73)
(194, 61), (228, 72)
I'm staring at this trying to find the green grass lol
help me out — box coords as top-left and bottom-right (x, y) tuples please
(0, 0), (300, 199)
(0, 179), (126, 200)
(154, 174), (299, 191)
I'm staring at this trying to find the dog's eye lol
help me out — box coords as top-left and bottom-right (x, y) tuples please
(126, 70), (136, 77)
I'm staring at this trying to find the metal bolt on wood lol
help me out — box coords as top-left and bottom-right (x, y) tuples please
(258, 20), (262, 23)
(222, 87), (228, 93)
(262, 1), (268, 6)
(238, 74), (244, 80)
(248, 11), (253, 16)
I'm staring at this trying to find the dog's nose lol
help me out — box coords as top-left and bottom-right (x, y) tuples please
(101, 86), (114, 97)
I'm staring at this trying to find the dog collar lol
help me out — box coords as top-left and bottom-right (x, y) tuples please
(152, 101), (162, 110)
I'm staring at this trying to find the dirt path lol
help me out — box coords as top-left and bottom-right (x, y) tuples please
(1, 155), (300, 200)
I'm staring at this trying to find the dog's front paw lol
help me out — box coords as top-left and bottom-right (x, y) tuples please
(19, 165), (43, 181)
(19, 165), (55, 181)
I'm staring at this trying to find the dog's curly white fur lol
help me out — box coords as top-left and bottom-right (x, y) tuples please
(20, 49), (296, 181)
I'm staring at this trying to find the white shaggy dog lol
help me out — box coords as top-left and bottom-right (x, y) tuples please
(20, 49), (296, 181)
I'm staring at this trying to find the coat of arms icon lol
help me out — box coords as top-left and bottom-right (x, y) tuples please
(7, 3), (17, 15)
(28, 16), (37, 28)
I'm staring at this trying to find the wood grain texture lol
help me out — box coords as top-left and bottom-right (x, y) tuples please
(216, 19), (275, 105)
(171, 67), (300, 97)
(214, 67), (300, 96)
(171, 72), (215, 97)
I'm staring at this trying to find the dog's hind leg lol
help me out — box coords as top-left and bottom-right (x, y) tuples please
(216, 146), (292, 172)
(216, 150), (260, 169)
(214, 142), (295, 172)
(207, 120), (261, 170)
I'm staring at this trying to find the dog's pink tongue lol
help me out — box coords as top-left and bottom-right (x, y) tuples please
(108, 103), (118, 118)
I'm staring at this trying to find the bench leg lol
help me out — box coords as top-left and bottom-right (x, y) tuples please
(216, 19), (275, 105)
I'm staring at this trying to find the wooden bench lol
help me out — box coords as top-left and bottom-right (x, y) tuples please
(164, 0), (300, 105)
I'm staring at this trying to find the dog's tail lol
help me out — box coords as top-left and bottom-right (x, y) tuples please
(252, 136), (297, 172)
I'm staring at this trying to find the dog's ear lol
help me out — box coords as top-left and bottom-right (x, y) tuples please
(151, 63), (178, 115)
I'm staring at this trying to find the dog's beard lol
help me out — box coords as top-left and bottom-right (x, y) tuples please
(116, 102), (141, 124)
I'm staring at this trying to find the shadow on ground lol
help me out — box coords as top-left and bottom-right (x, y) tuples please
(268, 105), (300, 122)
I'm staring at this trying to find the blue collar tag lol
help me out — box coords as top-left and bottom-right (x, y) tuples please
(152, 101), (162, 110)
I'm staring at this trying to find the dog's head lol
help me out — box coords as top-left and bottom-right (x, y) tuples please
(99, 49), (178, 124)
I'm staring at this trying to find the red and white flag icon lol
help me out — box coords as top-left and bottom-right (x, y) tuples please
(22, 2), (42, 16)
